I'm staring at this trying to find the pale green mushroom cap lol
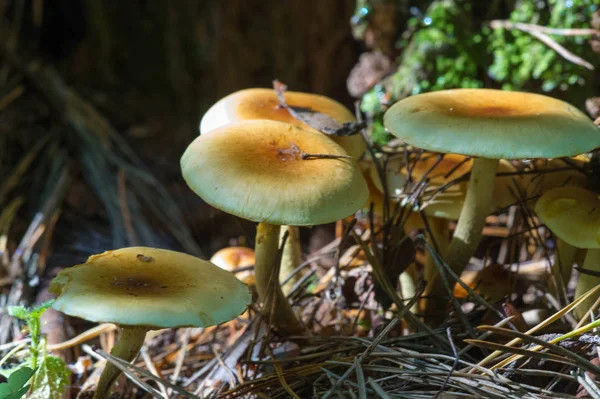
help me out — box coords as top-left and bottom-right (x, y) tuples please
(49, 247), (252, 328)
(384, 89), (600, 159)
(181, 120), (369, 226)
(535, 186), (600, 250)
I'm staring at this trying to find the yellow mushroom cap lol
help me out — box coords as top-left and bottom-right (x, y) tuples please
(181, 120), (369, 226)
(200, 88), (366, 158)
(49, 247), (251, 328)
(210, 247), (255, 285)
(384, 89), (600, 159)
(535, 186), (600, 249)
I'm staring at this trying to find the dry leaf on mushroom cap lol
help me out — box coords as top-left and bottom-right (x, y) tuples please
(200, 87), (366, 158)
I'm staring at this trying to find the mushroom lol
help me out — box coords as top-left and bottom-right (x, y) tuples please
(210, 246), (256, 285)
(535, 186), (600, 318)
(200, 88), (366, 158)
(370, 152), (521, 314)
(384, 89), (600, 284)
(200, 88), (365, 293)
(453, 263), (512, 304)
(181, 120), (368, 334)
(520, 157), (589, 299)
(49, 247), (251, 399)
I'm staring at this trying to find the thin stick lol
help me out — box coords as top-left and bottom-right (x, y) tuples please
(140, 346), (169, 398)
(489, 20), (595, 70)
(48, 323), (117, 351)
(490, 20), (600, 37)
(301, 152), (352, 160)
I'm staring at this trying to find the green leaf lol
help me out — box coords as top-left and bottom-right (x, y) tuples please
(28, 356), (70, 399)
(7, 301), (53, 323)
(8, 386), (29, 399)
(6, 307), (28, 321)
(28, 302), (54, 320)
(0, 385), (30, 399)
(0, 367), (34, 399)
(7, 368), (34, 391)
(0, 383), (12, 398)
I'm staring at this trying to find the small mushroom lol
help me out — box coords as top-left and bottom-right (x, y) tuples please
(520, 157), (589, 300)
(181, 120), (368, 334)
(49, 247), (251, 399)
(210, 246), (256, 285)
(535, 186), (600, 318)
(453, 263), (512, 304)
(384, 89), (600, 286)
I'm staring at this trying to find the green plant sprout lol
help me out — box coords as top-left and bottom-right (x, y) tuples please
(1, 302), (70, 399)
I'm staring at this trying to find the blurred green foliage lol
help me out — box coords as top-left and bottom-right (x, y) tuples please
(489, 0), (597, 96)
(357, 0), (599, 145)
(3, 303), (70, 399)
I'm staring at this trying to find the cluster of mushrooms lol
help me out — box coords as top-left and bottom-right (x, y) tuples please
(47, 87), (600, 398)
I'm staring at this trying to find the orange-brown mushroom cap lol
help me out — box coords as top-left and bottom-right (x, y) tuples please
(210, 247), (255, 285)
(200, 88), (366, 158)
(181, 120), (369, 226)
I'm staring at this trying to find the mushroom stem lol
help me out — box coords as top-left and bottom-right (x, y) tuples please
(445, 157), (499, 274)
(423, 158), (499, 321)
(400, 263), (419, 314)
(255, 222), (304, 335)
(424, 217), (450, 284)
(574, 248), (600, 319)
(422, 217), (450, 316)
(93, 326), (148, 399)
(279, 226), (302, 295)
(550, 238), (578, 303)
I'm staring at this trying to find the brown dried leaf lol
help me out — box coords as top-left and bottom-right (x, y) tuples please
(273, 80), (365, 136)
